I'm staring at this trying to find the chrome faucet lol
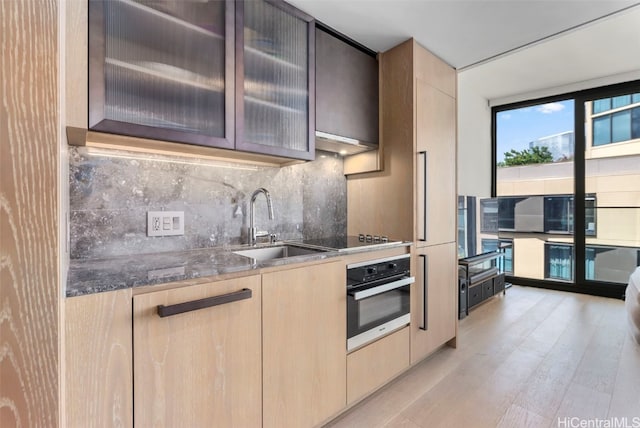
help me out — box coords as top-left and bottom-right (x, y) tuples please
(248, 188), (275, 245)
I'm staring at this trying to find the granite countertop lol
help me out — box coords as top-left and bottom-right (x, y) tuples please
(66, 241), (411, 297)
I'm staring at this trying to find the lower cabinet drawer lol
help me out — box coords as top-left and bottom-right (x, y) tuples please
(347, 327), (410, 405)
(468, 285), (483, 307)
(481, 279), (494, 299)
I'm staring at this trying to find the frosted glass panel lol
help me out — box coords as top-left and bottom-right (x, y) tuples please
(243, 0), (309, 150)
(103, 0), (226, 136)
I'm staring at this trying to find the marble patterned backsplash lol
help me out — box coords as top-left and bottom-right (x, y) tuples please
(69, 146), (347, 260)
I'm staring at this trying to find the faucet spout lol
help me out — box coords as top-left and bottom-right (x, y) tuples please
(248, 188), (275, 245)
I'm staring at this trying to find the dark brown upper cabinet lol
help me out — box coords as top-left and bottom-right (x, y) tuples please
(89, 0), (235, 149)
(89, 0), (315, 161)
(235, 0), (315, 161)
(315, 25), (378, 156)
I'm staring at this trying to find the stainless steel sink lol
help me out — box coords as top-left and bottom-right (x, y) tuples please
(233, 244), (327, 261)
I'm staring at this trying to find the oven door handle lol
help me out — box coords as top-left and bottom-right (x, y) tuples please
(349, 276), (415, 301)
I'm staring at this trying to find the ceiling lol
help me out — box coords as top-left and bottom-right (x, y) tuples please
(288, 0), (640, 100)
(459, 5), (640, 101)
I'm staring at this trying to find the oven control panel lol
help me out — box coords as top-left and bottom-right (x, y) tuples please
(347, 255), (411, 286)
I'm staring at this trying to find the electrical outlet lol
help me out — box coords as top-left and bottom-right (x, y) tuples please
(147, 211), (185, 237)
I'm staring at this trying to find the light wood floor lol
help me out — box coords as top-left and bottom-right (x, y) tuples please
(326, 285), (640, 428)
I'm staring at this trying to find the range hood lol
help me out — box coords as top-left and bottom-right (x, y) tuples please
(315, 131), (377, 156)
(315, 25), (379, 157)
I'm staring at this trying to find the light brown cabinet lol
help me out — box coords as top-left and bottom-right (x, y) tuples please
(132, 275), (262, 428)
(65, 249), (424, 427)
(347, 326), (410, 404)
(262, 261), (346, 428)
(65, 289), (133, 428)
(416, 80), (457, 247)
(411, 242), (458, 363)
(347, 38), (458, 363)
(347, 39), (456, 244)
(411, 43), (458, 360)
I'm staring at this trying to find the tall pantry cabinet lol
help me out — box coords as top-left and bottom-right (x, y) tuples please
(347, 38), (458, 364)
(413, 41), (458, 362)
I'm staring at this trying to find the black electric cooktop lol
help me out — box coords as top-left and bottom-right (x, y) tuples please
(296, 235), (399, 251)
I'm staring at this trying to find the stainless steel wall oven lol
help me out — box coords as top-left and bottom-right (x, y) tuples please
(347, 254), (414, 351)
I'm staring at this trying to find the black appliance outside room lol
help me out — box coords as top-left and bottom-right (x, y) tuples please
(458, 265), (468, 319)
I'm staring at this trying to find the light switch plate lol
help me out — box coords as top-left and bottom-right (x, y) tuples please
(147, 211), (185, 237)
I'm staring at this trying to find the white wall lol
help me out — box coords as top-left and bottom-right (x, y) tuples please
(457, 74), (492, 198)
(458, 7), (640, 103)
(490, 69), (640, 107)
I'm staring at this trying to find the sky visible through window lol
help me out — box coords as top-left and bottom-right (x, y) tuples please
(496, 99), (574, 163)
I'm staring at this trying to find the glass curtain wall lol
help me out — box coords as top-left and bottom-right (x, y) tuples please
(493, 81), (640, 297)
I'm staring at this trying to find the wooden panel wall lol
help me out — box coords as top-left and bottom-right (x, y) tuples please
(0, 1), (60, 427)
(347, 39), (415, 241)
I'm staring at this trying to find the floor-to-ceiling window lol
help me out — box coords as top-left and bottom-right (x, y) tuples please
(492, 81), (640, 298)
(494, 99), (575, 285)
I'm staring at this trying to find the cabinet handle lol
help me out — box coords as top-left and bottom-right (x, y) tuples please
(157, 288), (252, 318)
(419, 254), (428, 331)
(419, 151), (427, 242)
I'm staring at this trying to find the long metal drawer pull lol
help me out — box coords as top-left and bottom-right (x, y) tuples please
(419, 151), (428, 242)
(157, 288), (252, 318)
(419, 254), (428, 331)
(351, 277), (415, 301)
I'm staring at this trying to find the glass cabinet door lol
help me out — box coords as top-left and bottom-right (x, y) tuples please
(89, 0), (234, 149)
(236, 0), (315, 160)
